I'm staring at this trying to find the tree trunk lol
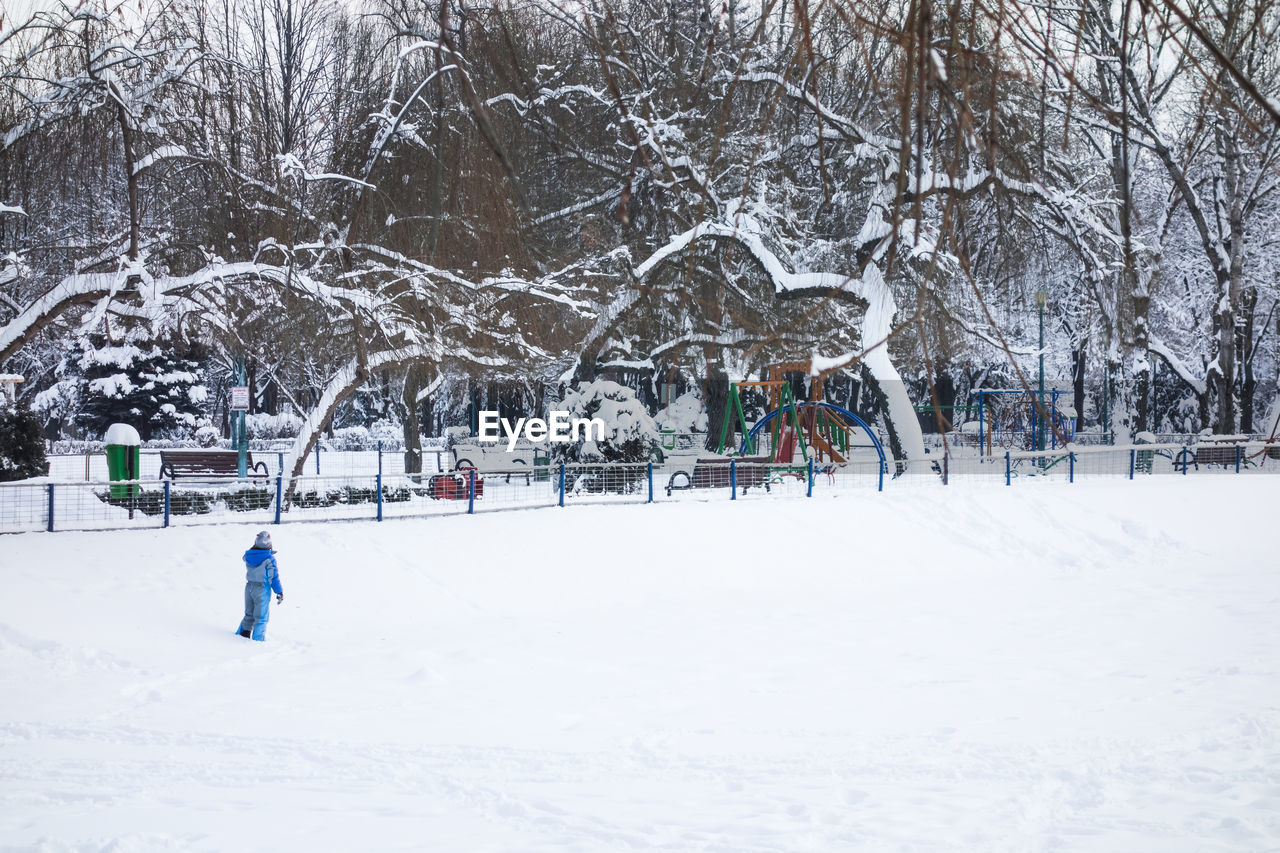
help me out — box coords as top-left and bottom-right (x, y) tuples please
(116, 104), (140, 266)
(402, 365), (423, 476)
(1071, 339), (1087, 429)
(703, 370), (729, 452)
(1240, 285), (1257, 433)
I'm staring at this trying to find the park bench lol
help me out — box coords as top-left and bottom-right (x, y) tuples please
(666, 456), (771, 496)
(1173, 437), (1272, 471)
(159, 450), (270, 481)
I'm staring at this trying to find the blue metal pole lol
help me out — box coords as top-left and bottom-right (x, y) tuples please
(1005, 451), (1011, 486)
(163, 480), (171, 527)
(47, 483), (54, 532)
(730, 459), (737, 500)
(315, 446), (320, 475)
(1182, 446), (1189, 475)
(1236, 444), (1241, 473)
(878, 460), (884, 492)
(277, 452), (284, 475)
(274, 475), (283, 525)
(467, 469), (476, 514)
(559, 464), (565, 507)
(647, 462), (653, 503)
(1129, 448), (1135, 480)
(1069, 451), (1075, 483)
(807, 458), (814, 497)
(376, 470), (384, 521)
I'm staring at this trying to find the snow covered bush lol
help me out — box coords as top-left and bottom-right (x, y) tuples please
(369, 418), (402, 444)
(549, 380), (659, 465)
(194, 425), (221, 447)
(443, 426), (472, 452)
(654, 391), (708, 433)
(245, 412), (303, 440)
(0, 398), (48, 481)
(330, 426), (372, 451)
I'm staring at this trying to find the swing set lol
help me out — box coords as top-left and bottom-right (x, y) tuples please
(714, 363), (886, 468)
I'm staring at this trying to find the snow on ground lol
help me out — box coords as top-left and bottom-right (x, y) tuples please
(1, 478), (1278, 852)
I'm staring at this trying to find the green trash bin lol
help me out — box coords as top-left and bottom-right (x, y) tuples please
(104, 423), (142, 499)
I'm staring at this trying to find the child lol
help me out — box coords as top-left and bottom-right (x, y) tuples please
(237, 530), (283, 641)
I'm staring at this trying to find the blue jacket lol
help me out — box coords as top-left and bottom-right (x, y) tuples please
(244, 548), (283, 596)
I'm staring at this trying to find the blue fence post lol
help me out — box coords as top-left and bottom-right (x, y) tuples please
(943, 453), (948, 486)
(730, 459), (737, 500)
(1236, 444), (1242, 474)
(274, 475), (283, 525)
(163, 480), (171, 528)
(878, 460), (884, 492)
(277, 452), (284, 475)
(559, 464), (565, 507)
(647, 462), (653, 503)
(1069, 451), (1075, 483)
(807, 458), (814, 497)
(47, 483), (54, 532)
(467, 469), (476, 514)
(1005, 451), (1011, 486)
(1129, 448), (1135, 480)
(1182, 446), (1189, 475)
(376, 472), (384, 522)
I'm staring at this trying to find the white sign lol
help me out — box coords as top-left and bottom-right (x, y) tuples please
(230, 386), (250, 412)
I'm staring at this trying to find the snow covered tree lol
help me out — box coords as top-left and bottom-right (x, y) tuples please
(549, 379), (659, 465)
(56, 336), (209, 441)
(0, 397), (47, 481)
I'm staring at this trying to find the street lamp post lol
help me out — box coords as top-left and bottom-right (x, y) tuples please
(1036, 288), (1048, 453)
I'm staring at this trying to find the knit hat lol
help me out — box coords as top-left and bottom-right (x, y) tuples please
(253, 530), (273, 550)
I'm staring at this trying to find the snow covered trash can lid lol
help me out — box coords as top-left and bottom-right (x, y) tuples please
(104, 423), (142, 446)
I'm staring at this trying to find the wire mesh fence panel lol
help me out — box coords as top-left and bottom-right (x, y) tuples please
(736, 463), (809, 500)
(886, 459), (947, 490)
(941, 454), (1011, 484)
(1006, 450), (1074, 484)
(1239, 442), (1280, 474)
(163, 478), (278, 528)
(654, 458), (743, 502)
(453, 467), (560, 514)
(49, 482), (167, 532)
(561, 463), (651, 506)
(825, 460), (890, 492)
(1070, 448), (1133, 480)
(278, 475), (387, 524)
(0, 483), (50, 533)
(372, 472), (468, 519)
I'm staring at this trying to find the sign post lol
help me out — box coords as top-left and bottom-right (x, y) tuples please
(230, 367), (250, 478)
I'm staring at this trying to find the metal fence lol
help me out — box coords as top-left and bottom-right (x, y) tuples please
(5, 440), (1277, 534)
(44, 442), (451, 482)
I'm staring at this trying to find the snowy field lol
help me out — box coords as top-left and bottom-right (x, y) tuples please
(1, 478), (1278, 852)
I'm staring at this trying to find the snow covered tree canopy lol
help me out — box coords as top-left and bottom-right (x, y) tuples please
(2, 0), (1278, 465)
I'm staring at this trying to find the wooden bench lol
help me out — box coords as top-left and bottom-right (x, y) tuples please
(159, 450), (270, 480)
(666, 456), (770, 495)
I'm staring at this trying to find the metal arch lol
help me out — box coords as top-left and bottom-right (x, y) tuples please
(743, 402), (886, 466)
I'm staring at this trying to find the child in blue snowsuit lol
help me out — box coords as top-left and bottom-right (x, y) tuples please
(238, 531), (283, 641)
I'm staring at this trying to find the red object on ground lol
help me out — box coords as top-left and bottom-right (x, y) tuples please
(429, 468), (484, 500)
